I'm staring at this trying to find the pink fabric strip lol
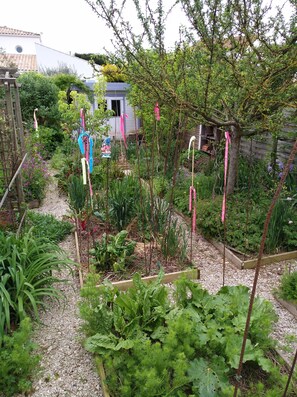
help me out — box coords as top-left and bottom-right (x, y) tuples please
(154, 102), (160, 121)
(120, 114), (128, 148)
(221, 131), (231, 223)
(80, 108), (85, 130)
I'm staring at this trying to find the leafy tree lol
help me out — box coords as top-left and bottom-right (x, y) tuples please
(101, 63), (126, 82)
(75, 53), (112, 65)
(85, 0), (297, 193)
(17, 72), (60, 129)
(58, 75), (112, 135)
(51, 73), (92, 103)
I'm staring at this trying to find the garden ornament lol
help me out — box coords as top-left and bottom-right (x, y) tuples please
(101, 136), (111, 158)
(221, 131), (231, 223)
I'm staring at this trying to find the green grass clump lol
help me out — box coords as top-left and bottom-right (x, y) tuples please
(25, 210), (73, 243)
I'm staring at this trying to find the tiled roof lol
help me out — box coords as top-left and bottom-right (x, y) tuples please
(0, 26), (40, 38)
(0, 54), (38, 72)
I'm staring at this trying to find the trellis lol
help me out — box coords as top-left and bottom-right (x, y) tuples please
(0, 67), (26, 229)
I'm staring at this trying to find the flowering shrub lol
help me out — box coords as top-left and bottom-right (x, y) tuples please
(22, 143), (49, 202)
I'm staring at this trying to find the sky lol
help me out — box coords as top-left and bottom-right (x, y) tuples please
(0, 0), (186, 55)
(0, 0), (294, 56)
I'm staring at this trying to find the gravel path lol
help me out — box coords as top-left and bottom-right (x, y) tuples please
(24, 173), (103, 397)
(24, 170), (296, 396)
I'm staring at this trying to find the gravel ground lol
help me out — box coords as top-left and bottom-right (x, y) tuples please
(23, 171), (296, 396)
(20, 173), (103, 397)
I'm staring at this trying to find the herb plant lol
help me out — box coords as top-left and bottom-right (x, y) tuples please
(0, 317), (40, 397)
(79, 273), (292, 396)
(277, 270), (297, 304)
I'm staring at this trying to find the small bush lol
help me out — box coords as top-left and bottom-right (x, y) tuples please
(0, 317), (40, 397)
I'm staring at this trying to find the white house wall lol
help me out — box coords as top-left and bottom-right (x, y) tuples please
(35, 43), (94, 78)
(1, 36), (39, 54)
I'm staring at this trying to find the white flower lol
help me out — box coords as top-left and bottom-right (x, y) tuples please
(288, 220), (293, 224)
(287, 197), (292, 201)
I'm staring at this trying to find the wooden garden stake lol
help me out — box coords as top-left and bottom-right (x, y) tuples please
(233, 138), (297, 397)
(188, 135), (197, 263)
(221, 131), (231, 287)
(282, 348), (297, 397)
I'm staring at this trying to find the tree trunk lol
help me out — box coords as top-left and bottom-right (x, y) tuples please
(227, 129), (241, 195)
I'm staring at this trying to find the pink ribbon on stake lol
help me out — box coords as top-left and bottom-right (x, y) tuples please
(120, 113), (128, 149)
(33, 108), (38, 131)
(189, 186), (197, 232)
(80, 108), (86, 131)
(221, 131), (231, 223)
(154, 102), (160, 121)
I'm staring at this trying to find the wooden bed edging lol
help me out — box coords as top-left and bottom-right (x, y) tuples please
(210, 240), (297, 270)
(101, 268), (200, 291)
(274, 295), (297, 320)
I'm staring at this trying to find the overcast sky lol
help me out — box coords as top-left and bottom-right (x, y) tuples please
(0, 0), (293, 56)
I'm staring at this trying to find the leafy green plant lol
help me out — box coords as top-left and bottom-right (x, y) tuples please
(30, 126), (65, 159)
(266, 199), (291, 253)
(161, 219), (187, 262)
(68, 174), (87, 215)
(277, 270), (297, 304)
(25, 210), (73, 243)
(0, 317), (40, 397)
(109, 176), (141, 231)
(90, 230), (136, 272)
(0, 229), (73, 341)
(79, 273), (290, 396)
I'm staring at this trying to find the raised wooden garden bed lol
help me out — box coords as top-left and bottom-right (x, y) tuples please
(274, 295), (297, 320)
(210, 239), (297, 269)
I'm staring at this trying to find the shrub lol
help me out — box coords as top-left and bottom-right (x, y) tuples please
(22, 145), (49, 202)
(0, 317), (40, 397)
(30, 126), (65, 159)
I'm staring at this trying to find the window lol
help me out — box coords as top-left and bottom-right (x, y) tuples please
(15, 45), (23, 53)
(111, 99), (121, 117)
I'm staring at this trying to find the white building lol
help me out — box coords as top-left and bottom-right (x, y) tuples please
(0, 26), (94, 78)
(87, 80), (140, 138)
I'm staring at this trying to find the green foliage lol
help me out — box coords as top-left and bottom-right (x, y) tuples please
(22, 140), (49, 202)
(79, 274), (283, 396)
(68, 174), (87, 216)
(195, 192), (297, 255)
(17, 72), (60, 129)
(161, 219), (187, 263)
(24, 210), (73, 243)
(30, 126), (65, 159)
(277, 270), (297, 304)
(109, 176), (141, 231)
(0, 317), (40, 397)
(101, 64), (126, 82)
(0, 229), (72, 341)
(90, 230), (136, 272)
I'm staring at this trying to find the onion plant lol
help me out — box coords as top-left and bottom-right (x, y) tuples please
(0, 229), (73, 343)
